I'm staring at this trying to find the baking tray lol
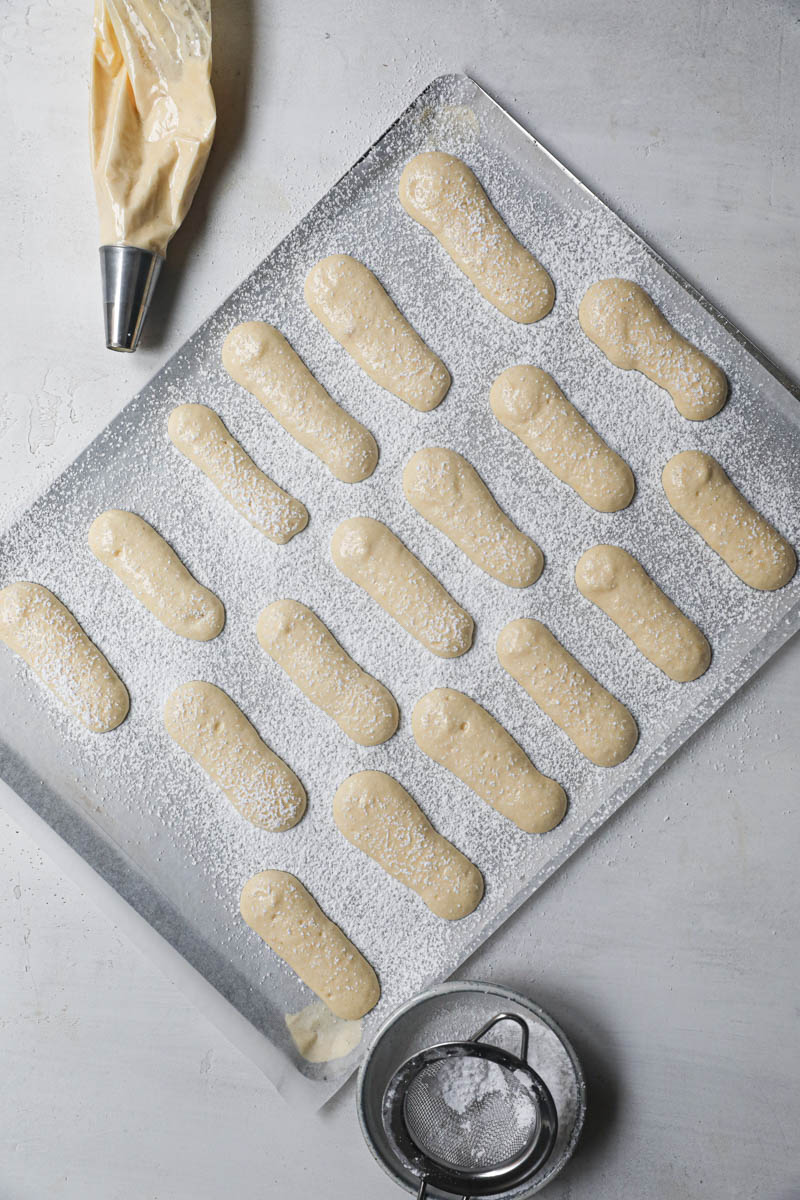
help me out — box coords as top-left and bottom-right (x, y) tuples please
(1, 74), (799, 1110)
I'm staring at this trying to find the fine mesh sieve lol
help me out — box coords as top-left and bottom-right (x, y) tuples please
(403, 1057), (539, 1170)
(381, 1013), (558, 1199)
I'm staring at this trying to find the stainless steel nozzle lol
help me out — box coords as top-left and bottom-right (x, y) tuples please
(99, 245), (163, 352)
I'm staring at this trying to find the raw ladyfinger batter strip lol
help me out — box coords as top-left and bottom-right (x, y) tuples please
(412, 688), (566, 834)
(332, 770), (484, 920)
(240, 869), (380, 1020)
(578, 279), (728, 421)
(0, 581), (129, 733)
(164, 681), (306, 832)
(257, 599), (398, 746)
(496, 618), (638, 767)
(304, 254), (450, 411)
(402, 447), (543, 587)
(398, 152), (555, 323)
(221, 321), (378, 483)
(662, 450), (796, 591)
(88, 510), (224, 641)
(489, 366), (634, 512)
(575, 545), (711, 682)
(168, 404), (308, 543)
(331, 517), (473, 658)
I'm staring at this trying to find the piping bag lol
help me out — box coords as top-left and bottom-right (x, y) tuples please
(90, 1), (216, 352)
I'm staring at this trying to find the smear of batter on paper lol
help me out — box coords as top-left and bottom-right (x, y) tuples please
(285, 1001), (362, 1063)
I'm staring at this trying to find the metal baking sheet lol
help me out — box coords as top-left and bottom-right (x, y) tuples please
(1, 74), (799, 1109)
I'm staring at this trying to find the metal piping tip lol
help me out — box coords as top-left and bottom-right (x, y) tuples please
(99, 245), (163, 352)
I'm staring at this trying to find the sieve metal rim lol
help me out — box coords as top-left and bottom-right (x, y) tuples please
(380, 1013), (558, 1198)
(357, 981), (587, 1200)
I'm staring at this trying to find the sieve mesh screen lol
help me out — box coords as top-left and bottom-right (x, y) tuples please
(403, 1055), (540, 1173)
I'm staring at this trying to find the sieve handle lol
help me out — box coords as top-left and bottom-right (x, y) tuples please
(415, 1180), (465, 1200)
(469, 1011), (530, 1061)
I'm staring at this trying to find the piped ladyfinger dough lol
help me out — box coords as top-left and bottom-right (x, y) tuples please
(88, 510), (224, 641)
(304, 254), (450, 412)
(0, 582), (129, 733)
(332, 770), (484, 920)
(412, 688), (566, 834)
(575, 545), (711, 682)
(257, 599), (398, 746)
(164, 681), (306, 832)
(662, 450), (796, 591)
(240, 869), (380, 1020)
(496, 618), (638, 767)
(402, 447), (543, 587)
(221, 321), (378, 483)
(578, 279), (728, 421)
(331, 517), (473, 658)
(490, 366), (634, 512)
(398, 152), (555, 324)
(168, 404), (308, 543)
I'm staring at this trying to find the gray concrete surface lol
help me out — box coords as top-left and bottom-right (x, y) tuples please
(1, 0), (798, 1196)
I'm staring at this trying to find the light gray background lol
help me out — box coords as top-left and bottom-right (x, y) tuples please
(1, 0), (798, 1196)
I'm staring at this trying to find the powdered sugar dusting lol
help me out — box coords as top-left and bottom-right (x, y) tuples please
(403, 1056), (539, 1170)
(0, 76), (799, 1105)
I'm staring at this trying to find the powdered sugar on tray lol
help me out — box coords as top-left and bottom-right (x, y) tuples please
(1, 75), (800, 1104)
